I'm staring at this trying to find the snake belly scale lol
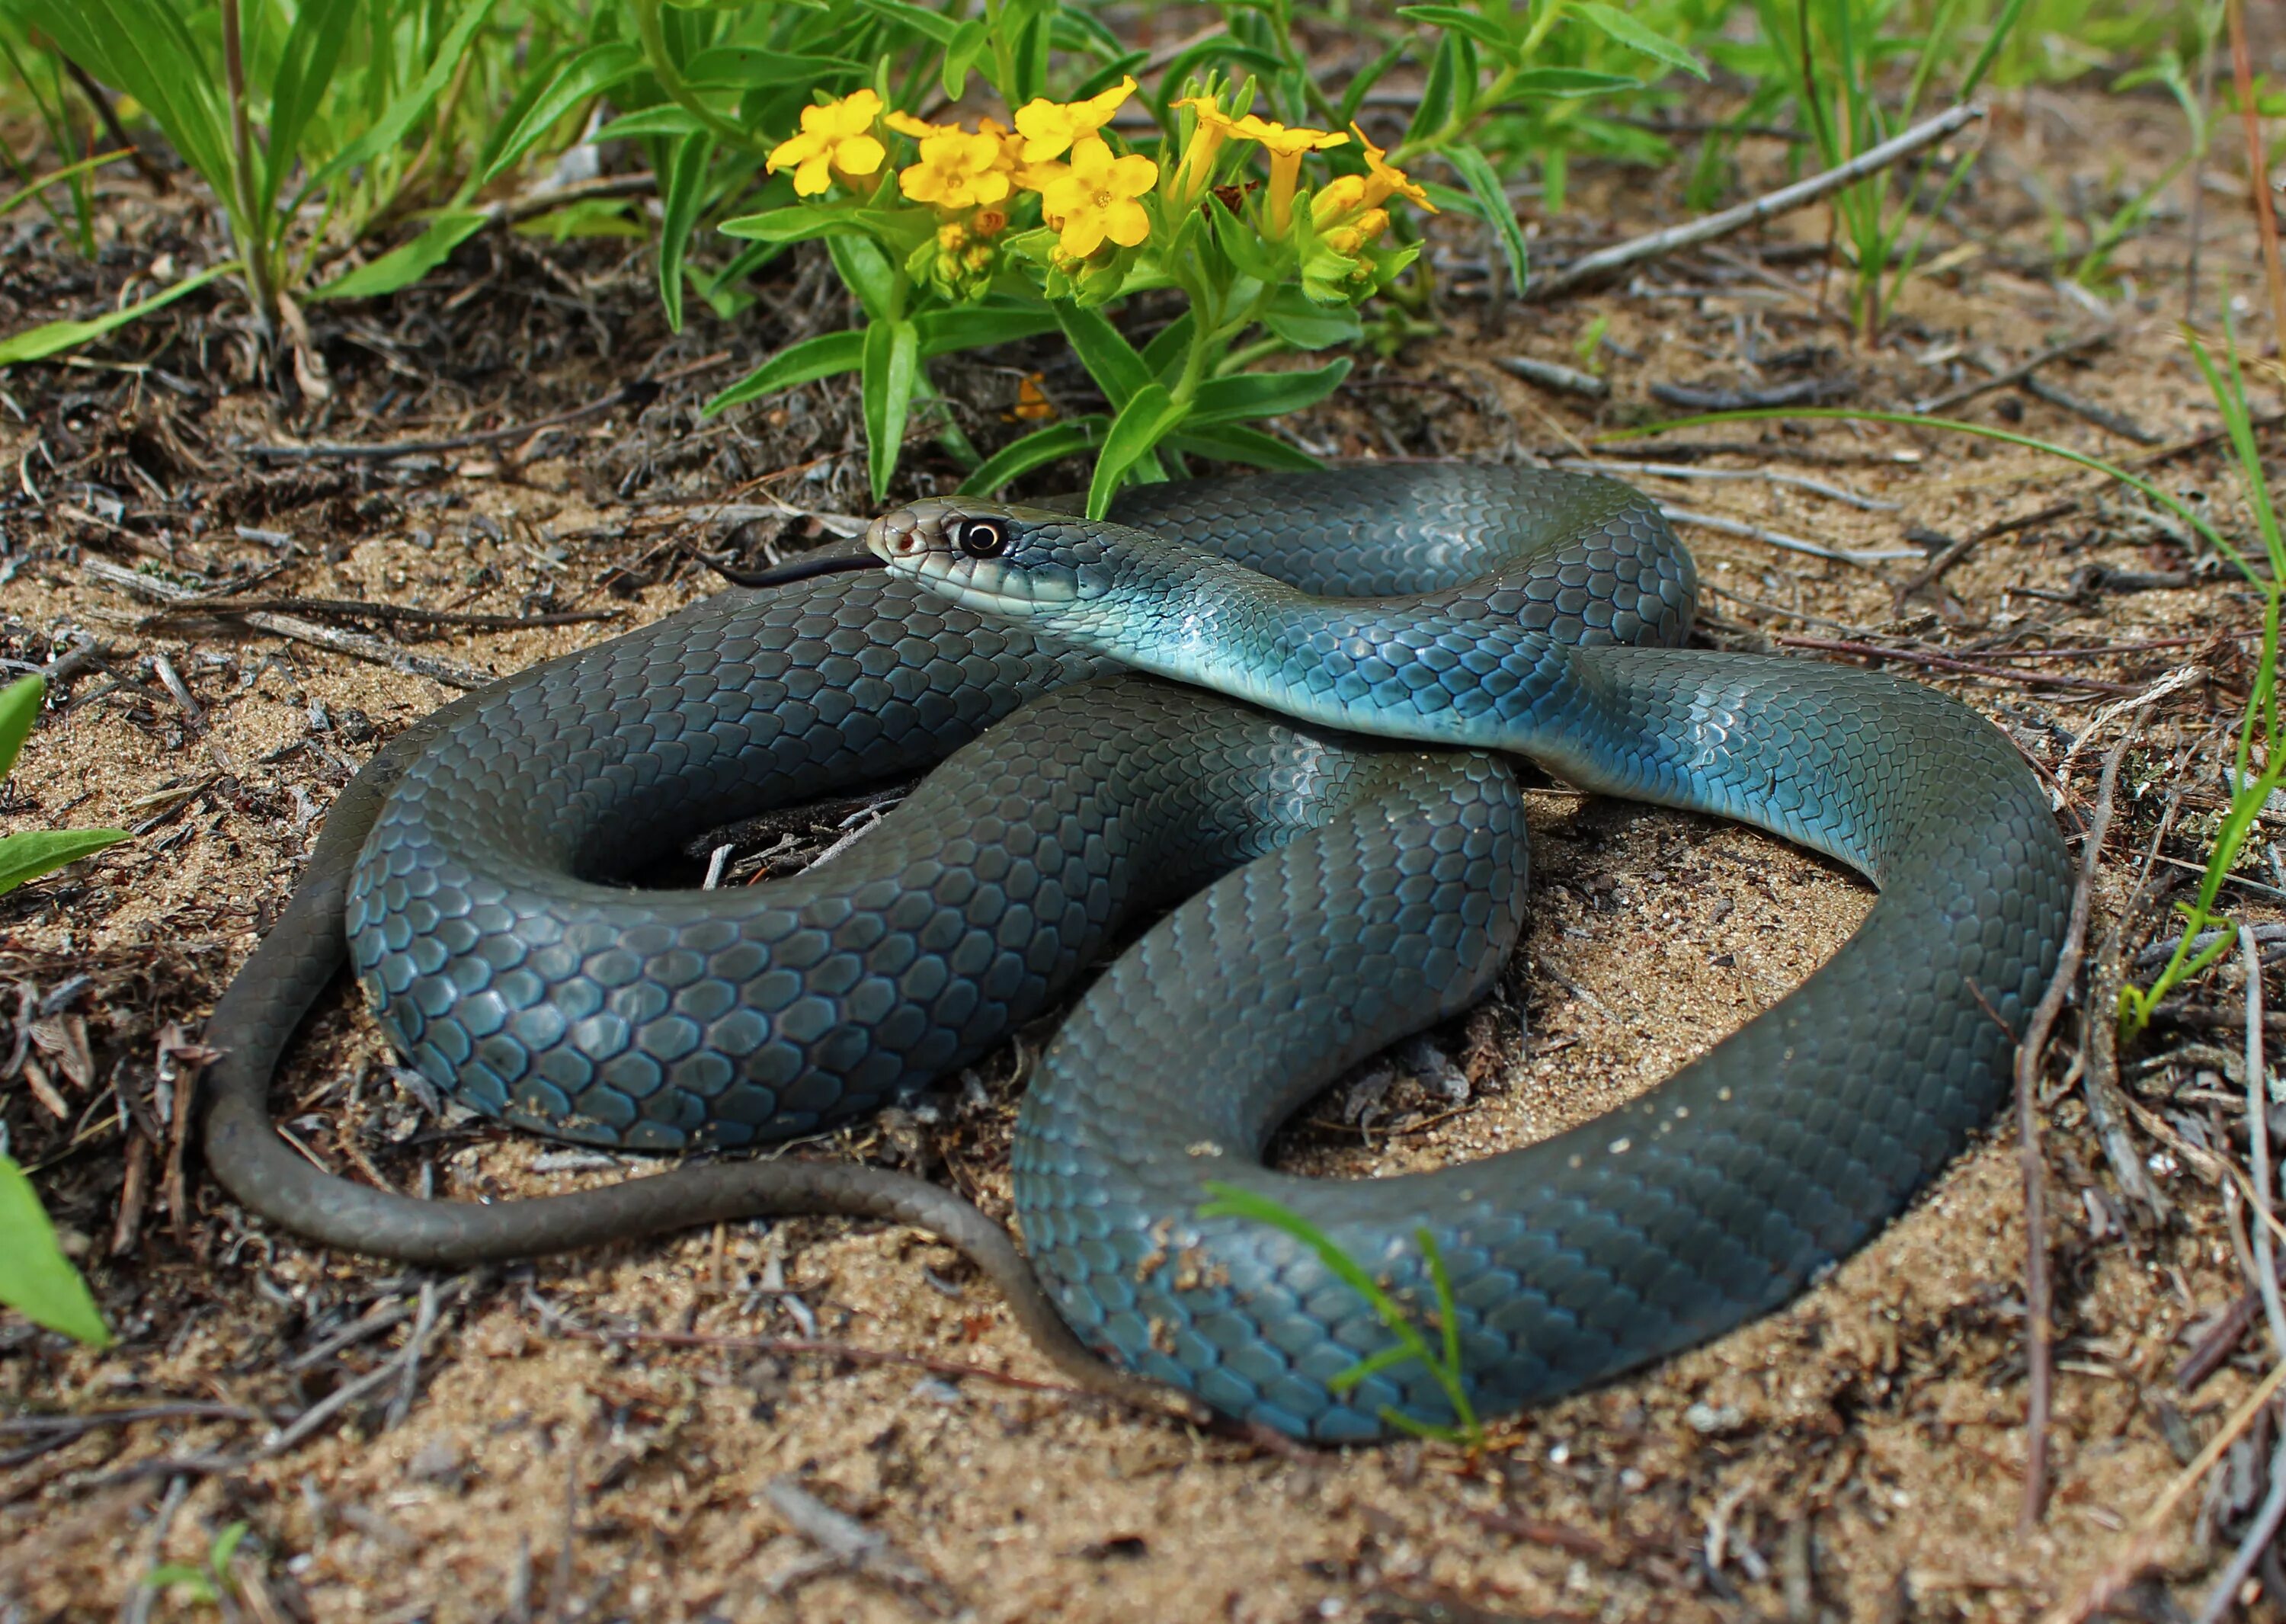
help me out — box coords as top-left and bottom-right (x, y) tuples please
(202, 466), (2070, 1442)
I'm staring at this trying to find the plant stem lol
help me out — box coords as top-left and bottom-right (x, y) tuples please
(2227, 0), (2286, 341)
(219, 0), (277, 335)
(628, 0), (748, 147)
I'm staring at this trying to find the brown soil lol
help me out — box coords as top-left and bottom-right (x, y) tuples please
(2, 82), (2281, 1623)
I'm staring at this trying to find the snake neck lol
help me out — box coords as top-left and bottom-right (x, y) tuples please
(1040, 544), (1628, 777)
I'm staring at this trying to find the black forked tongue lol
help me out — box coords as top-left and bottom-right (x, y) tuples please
(703, 551), (885, 590)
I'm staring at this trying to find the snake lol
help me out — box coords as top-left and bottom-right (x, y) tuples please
(201, 465), (2070, 1443)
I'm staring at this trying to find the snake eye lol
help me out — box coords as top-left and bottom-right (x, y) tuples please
(952, 517), (1008, 559)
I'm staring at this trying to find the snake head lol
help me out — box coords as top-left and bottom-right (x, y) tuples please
(866, 499), (1131, 619)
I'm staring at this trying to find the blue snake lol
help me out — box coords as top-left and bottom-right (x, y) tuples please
(201, 466), (2070, 1441)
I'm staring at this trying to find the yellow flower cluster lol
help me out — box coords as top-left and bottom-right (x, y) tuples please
(764, 82), (1429, 271)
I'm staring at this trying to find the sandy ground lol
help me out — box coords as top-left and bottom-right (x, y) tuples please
(2, 78), (2282, 1623)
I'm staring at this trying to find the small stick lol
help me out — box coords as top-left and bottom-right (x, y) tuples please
(2197, 1439), (2286, 1624)
(245, 377), (662, 463)
(559, 1325), (1166, 1411)
(1560, 457), (1898, 511)
(1774, 634), (2145, 696)
(2018, 739), (2122, 1531)
(1494, 355), (1609, 400)
(2246, 925), (2286, 1359)
(142, 597), (624, 632)
(82, 556), (488, 690)
(1893, 499), (2081, 609)
(1912, 333), (2112, 416)
(2039, 1357), (2286, 1623)
(1659, 506), (1918, 565)
(2020, 375), (2160, 445)
(1525, 104), (1985, 303)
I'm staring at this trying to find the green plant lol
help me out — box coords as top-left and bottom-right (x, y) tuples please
(0, 1154), (109, 1346)
(146, 1522), (251, 1608)
(0, 674), (128, 895)
(2033, 2), (2220, 289)
(5, 0), (511, 338)
(1735, 0), (2028, 335)
(0, 11), (106, 257)
(0, 671), (121, 1347)
(1199, 1181), (1484, 1448)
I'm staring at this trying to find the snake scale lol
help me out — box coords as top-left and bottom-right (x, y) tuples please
(202, 466), (2070, 1442)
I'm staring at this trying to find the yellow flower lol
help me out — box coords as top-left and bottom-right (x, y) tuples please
(766, 89), (887, 198)
(1351, 124), (1433, 213)
(1039, 134), (1157, 258)
(1230, 115), (1346, 235)
(899, 127), (1014, 211)
(885, 110), (950, 139)
(1167, 94), (1245, 208)
(1322, 207), (1390, 257)
(1311, 174), (1369, 226)
(1013, 75), (1137, 164)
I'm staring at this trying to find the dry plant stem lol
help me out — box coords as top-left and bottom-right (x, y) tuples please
(1912, 334), (2112, 415)
(2198, 1439), (2286, 1624)
(2247, 925), (2286, 1359)
(57, 56), (168, 195)
(2228, 0), (2286, 341)
(2019, 738), (2123, 1531)
(2041, 1358), (2286, 1624)
(1772, 635), (2141, 696)
(1523, 104), (1983, 303)
(81, 557), (488, 689)
(247, 377), (662, 463)
(218, 0), (274, 336)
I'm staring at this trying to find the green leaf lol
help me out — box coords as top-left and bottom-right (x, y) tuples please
(1141, 311), (1196, 379)
(1165, 425), (1323, 471)
(1396, 5), (1518, 60)
(303, 0), (498, 200)
(915, 303), (1059, 356)
(0, 828), (131, 896)
(940, 20), (989, 100)
(680, 46), (868, 89)
(1055, 303), (1151, 411)
(959, 416), (1108, 495)
(862, 317), (920, 500)
(828, 235), (899, 322)
(1503, 67), (1642, 98)
(718, 203), (867, 244)
(1260, 288), (1362, 350)
(1566, 1), (1708, 80)
(1444, 143), (1529, 299)
(1087, 383), (1188, 518)
(0, 1154), (110, 1346)
(658, 132), (716, 334)
(0, 261), (240, 365)
(856, 0), (961, 43)
(1210, 194), (1283, 282)
(1337, 38), (1410, 127)
(588, 106), (712, 144)
(513, 199), (646, 241)
(703, 329), (866, 414)
(1189, 357), (1352, 426)
(261, 0), (358, 217)
(26, 0), (232, 201)
(0, 673), (42, 783)
(312, 213), (486, 302)
(478, 41), (645, 191)
(1404, 32), (1463, 146)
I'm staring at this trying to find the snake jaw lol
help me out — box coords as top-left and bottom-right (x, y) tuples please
(867, 499), (1101, 613)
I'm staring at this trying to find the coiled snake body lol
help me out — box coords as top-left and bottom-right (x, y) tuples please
(203, 466), (2070, 1442)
